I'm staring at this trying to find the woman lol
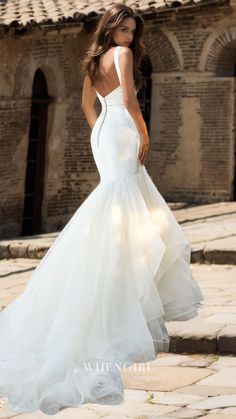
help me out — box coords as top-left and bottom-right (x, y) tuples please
(0, 3), (204, 415)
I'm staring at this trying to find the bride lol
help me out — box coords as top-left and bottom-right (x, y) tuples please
(0, 2), (204, 415)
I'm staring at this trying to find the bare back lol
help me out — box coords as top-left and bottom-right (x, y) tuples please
(94, 47), (120, 98)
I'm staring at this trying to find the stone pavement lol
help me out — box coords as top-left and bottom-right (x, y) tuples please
(0, 202), (235, 264)
(0, 353), (236, 418)
(0, 202), (236, 417)
(177, 202), (236, 265)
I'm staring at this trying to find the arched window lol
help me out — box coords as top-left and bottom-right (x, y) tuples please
(22, 69), (51, 235)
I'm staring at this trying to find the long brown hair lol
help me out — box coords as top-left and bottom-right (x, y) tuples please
(81, 3), (145, 91)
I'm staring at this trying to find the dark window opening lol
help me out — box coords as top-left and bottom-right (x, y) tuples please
(22, 69), (52, 236)
(234, 63), (236, 200)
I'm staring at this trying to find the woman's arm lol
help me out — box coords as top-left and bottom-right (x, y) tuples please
(81, 75), (98, 129)
(119, 47), (150, 165)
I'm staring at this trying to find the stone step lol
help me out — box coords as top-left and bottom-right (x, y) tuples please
(0, 202), (235, 263)
(0, 260), (235, 355)
(167, 263), (236, 355)
(173, 201), (236, 224)
(0, 232), (57, 260)
(0, 233), (235, 265)
(191, 237), (236, 265)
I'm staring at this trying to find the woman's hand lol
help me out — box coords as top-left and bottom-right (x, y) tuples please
(138, 133), (150, 165)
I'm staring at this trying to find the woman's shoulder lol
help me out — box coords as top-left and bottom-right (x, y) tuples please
(118, 46), (133, 62)
(119, 46), (133, 55)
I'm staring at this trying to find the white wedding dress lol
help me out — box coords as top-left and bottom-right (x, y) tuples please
(0, 45), (204, 415)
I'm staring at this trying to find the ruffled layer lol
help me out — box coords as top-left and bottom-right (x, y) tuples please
(0, 164), (204, 414)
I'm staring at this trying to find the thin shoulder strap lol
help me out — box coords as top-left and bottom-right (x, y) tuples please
(114, 46), (121, 84)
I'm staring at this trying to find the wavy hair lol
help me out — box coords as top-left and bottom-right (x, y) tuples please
(81, 3), (145, 91)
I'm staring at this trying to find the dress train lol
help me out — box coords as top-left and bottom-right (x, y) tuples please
(0, 45), (204, 414)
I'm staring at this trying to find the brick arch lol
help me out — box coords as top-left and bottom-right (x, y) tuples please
(200, 26), (236, 75)
(144, 29), (183, 72)
(13, 40), (70, 232)
(13, 38), (67, 97)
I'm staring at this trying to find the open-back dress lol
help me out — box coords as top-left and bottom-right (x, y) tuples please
(0, 45), (204, 415)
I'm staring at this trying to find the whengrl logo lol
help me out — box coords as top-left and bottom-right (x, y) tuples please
(75, 362), (151, 372)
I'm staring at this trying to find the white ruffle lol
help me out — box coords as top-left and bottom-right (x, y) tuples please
(0, 164), (204, 414)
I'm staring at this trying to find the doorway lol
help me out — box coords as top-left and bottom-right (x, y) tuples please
(21, 69), (51, 236)
(234, 63), (236, 200)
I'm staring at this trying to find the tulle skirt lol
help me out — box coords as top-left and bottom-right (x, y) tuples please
(0, 164), (204, 414)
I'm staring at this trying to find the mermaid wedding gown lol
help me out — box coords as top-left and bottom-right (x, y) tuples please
(0, 45), (204, 415)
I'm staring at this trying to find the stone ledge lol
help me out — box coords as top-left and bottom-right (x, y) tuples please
(168, 324), (236, 355)
(218, 326), (236, 354)
(190, 240), (236, 265)
(0, 239), (53, 260)
(1, 239), (236, 265)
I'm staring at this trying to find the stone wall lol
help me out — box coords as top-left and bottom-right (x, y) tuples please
(144, 1), (236, 203)
(0, 30), (99, 238)
(0, 1), (236, 238)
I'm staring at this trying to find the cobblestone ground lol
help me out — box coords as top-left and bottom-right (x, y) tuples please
(0, 258), (235, 418)
(0, 353), (236, 418)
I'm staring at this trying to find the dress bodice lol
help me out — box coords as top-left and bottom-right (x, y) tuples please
(92, 46), (138, 147)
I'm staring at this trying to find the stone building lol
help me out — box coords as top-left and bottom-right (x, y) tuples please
(0, 0), (235, 238)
